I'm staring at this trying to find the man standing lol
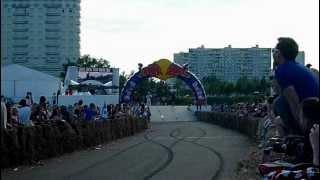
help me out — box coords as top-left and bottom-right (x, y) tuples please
(273, 37), (319, 135)
(146, 93), (152, 106)
(1, 101), (7, 129)
(18, 99), (33, 126)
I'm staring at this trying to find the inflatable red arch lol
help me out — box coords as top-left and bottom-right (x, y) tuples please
(120, 59), (206, 105)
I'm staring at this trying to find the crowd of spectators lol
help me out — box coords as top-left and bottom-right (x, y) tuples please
(257, 38), (319, 179)
(210, 101), (268, 118)
(1, 94), (151, 130)
(206, 37), (319, 179)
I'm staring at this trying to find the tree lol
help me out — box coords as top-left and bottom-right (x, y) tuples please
(60, 55), (111, 80)
(119, 71), (128, 92)
(77, 54), (111, 68)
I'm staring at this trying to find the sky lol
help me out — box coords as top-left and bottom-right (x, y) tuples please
(80, 0), (319, 73)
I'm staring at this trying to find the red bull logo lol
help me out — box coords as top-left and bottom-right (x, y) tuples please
(167, 64), (189, 78)
(142, 64), (161, 77)
(141, 59), (189, 80)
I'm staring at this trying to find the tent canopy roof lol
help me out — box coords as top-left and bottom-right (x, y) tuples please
(1, 64), (61, 82)
(80, 80), (104, 86)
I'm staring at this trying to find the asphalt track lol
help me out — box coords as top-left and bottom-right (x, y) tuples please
(2, 107), (252, 180)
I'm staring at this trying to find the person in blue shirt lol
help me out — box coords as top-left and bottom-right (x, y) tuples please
(273, 37), (319, 136)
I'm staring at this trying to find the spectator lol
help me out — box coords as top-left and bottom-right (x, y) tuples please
(295, 98), (320, 163)
(39, 96), (46, 106)
(50, 105), (62, 121)
(26, 95), (32, 106)
(101, 103), (108, 120)
(306, 64), (319, 80)
(1, 95), (5, 103)
(61, 105), (72, 123)
(1, 101), (7, 129)
(259, 97), (276, 148)
(30, 104), (39, 121)
(273, 37), (319, 136)
(309, 124), (319, 166)
(84, 103), (97, 121)
(11, 107), (19, 126)
(299, 98), (320, 136)
(18, 99), (33, 126)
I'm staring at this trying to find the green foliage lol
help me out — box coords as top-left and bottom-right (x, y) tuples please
(60, 55), (111, 80)
(119, 71), (128, 92)
(206, 95), (264, 105)
(77, 54), (111, 68)
(203, 75), (270, 95)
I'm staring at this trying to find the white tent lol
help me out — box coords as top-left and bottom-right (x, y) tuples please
(1, 64), (61, 102)
(70, 80), (80, 85)
(103, 81), (112, 87)
(80, 80), (104, 86)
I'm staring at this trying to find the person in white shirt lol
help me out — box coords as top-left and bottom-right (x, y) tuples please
(1, 101), (7, 129)
(146, 93), (152, 106)
(18, 99), (33, 126)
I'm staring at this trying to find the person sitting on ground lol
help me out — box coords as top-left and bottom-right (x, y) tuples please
(273, 37), (319, 136)
(18, 99), (33, 126)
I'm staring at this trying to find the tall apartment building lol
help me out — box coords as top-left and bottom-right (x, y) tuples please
(296, 51), (305, 66)
(174, 45), (271, 83)
(1, 0), (80, 77)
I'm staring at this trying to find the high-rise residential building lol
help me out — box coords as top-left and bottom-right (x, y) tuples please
(1, 0), (80, 77)
(174, 45), (271, 83)
(296, 51), (305, 66)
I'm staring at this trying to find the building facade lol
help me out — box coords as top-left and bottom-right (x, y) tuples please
(1, 0), (80, 77)
(174, 45), (271, 82)
(296, 51), (305, 66)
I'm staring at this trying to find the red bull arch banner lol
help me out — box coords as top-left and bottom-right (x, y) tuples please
(120, 59), (206, 104)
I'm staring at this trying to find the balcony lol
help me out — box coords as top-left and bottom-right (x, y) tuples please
(46, 13), (60, 16)
(13, 44), (28, 48)
(45, 45), (60, 48)
(12, 4), (30, 8)
(45, 20), (60, 24)
(45, 29), (60, 32)
(13, 20), (28, 24)
(46, 52), (59, 56)
(13, 36), (28, 40)
(45, 36), (60, 40)
(13, 58), (27, 63)
(13, 13), (28, 16)
(44, 4), (62, 8)
(13, 28), (28, 32)
(14, 52), (28, 56)
(45, 58), (61, 63)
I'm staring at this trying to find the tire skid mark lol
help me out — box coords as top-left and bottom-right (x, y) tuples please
(64, 140), (148, 180)
(170, 126), (224, 180)
(143, 128), (183, 180)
